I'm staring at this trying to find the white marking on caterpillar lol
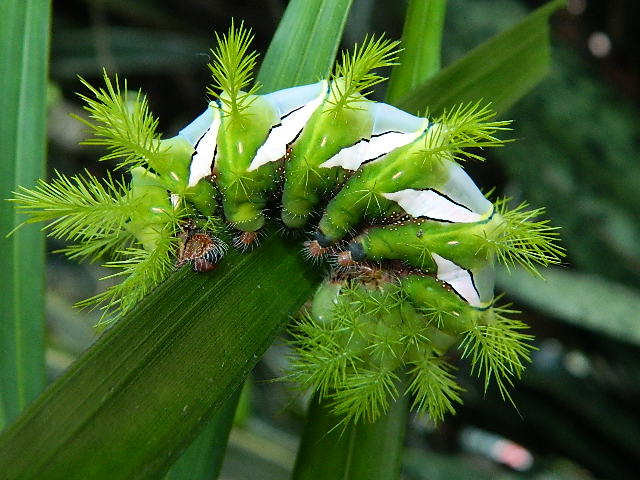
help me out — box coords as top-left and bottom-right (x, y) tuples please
(382, 188), (483, 223)
(431, 253), (481, 307)
(248, 81), (328, 172)
(318, 106), (429, 171)
(188, 113), (221, 187)
(179, 104), (215, 146)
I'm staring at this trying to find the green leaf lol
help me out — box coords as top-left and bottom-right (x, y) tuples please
(497, 267), (640, 347)
(395, 0), (566, 115)
(0, 0), (50, 429)
(0, 233), (322, 479)
(386, 0), (447, 103)
(164, 389), (241, 480)
(258, 0), (354, 92)
(292, 392), (409, 480)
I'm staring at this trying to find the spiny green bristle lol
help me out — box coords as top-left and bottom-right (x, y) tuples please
(406, 354), (463, 422)
(420, 101), (512, 164)
(77, 228), (178, 327)
(74, 71), (162, 170)
(459, 304), (534, 402)
(329, 368), (399, 424)
(340, 281), (404, 317)
(207, 20), (260, 118)
(328, 35), (400, 112)
(488, 198), (565, 277)
(286, 312), (360, 397)
(420, 303), (459, 330)
(59, 231), (134, 263)
(11, 170), (136, 260)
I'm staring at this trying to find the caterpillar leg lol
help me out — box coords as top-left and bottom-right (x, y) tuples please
(176, 221), (227, 272)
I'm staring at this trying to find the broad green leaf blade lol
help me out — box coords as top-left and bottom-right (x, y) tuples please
(497, 267), (640, 346)
(395, 0), (566, 115)
(163, 2), (355, 474)
(258, 0), (353, 92)
(293, 393), (409, 480)
(0, 0), (50, 429)
(0, 233), (322, 480)
(386, 0), (447, 103)
(164, 389), (241, 480)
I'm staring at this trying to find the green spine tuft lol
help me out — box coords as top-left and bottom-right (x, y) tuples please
(207, 20), (261, 120)
(327, 35), (400, 113)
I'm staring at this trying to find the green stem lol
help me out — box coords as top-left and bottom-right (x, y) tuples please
(292, 389), (409, 480)
(165, 386), (242, 480)
(386, 0), (447, 104)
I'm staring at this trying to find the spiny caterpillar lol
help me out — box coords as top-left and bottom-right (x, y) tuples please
(11, 23), (563, 421)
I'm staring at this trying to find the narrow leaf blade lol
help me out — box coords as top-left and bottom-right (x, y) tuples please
(386, 0), (447, 103)
(395, 0), (566, 114)
(0, 0), (50, 428)
(258, 0), (354, 92)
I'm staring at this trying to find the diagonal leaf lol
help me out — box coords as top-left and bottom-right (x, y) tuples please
(258, 0), (353, 92)
(386, 0), (447, 104)
(0, 233), (322, 479)
(293, 392), (409, 479)
(395, 0), (566, 115)
(497, 267), (640, 346)
(0, 0), (50, 429)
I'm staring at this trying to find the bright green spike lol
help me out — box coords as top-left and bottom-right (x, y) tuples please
(406, 355), (463, 422)
(330, 368), (399, 425)
(10, 170), (135, 258)
(77, 229), (178, 327)
(328, 35), (401, 112)
(485, 198), (565, 276)
(74, 71), (163, 170)
(419, 101), (512, 164)
(459, 304), (534, 402)
(286, 311), (359, 398)
(207, 20), (261, 120)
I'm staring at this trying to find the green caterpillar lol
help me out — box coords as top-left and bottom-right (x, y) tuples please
(11, 23), (563, 421)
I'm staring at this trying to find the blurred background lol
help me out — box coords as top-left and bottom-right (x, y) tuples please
(45, 0), (640, 478)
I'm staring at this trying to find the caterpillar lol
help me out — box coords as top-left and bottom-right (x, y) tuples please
(12, 23), (563, 421)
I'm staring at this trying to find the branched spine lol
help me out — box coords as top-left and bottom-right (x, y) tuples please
(328, 35), (400, 113)
(207, 20), (261, 119)
(75, 71), (163, 170)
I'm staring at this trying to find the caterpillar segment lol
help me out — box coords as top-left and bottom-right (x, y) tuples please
(315, 145), (493, 247)
(280, 84), (429, 228)
(335, 205), (504, 272)
(127, 167), (178, 252)
(398, 274), (494, 336)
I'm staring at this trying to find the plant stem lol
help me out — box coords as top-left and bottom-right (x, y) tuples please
(292, 388), (409, 480)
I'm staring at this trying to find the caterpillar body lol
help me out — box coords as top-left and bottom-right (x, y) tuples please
(13, 23), (563, 422)
(172, 78), (500, 309)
